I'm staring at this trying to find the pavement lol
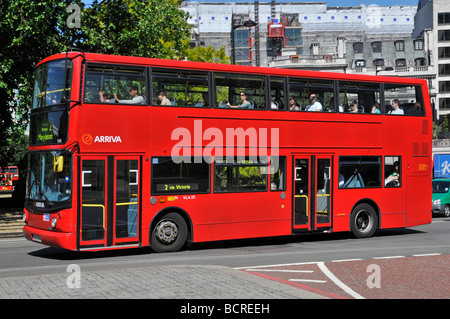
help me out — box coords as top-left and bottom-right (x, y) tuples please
(0, 259), (325, 299)
(0, 202), (326, 300)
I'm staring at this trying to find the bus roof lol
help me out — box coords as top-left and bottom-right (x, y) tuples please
(37, 51), (428, 86)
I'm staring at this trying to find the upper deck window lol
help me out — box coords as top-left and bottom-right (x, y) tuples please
(384, 84), (425, 115)
(84, 64), (146, 105)
(339, 82), (381, 114)
(33, 60), (73, 109)
(214, 73), (266, 109)
(151, 69), (209, 107)
(288, 78), (334, 112)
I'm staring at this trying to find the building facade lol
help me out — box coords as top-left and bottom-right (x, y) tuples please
(413, 0), (450, 120)
(181, 1), (434, 113)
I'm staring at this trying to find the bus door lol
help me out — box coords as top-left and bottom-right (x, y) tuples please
(293, 156), (332, 231)
(79, 156), (140, 249)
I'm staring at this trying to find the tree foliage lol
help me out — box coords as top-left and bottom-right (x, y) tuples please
(0, 0), (231, 169)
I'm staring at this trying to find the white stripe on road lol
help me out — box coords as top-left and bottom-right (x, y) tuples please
(317, 262), (365, 299)
(245, 269), (314, 273)
(289, 279), (327, 283)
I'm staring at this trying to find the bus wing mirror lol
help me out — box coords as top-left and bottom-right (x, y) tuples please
(53, 156), (64, 172)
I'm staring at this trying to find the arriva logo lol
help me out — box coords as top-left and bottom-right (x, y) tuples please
(82, 134), (122, 145)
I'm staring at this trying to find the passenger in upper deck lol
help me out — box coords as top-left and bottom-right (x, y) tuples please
(98, 89), (111, 103)
(156, 90), (172, 106)
(289, 96), (300, 111)
(114, 85), (144, 104)
(305, 93), (322, 112)
(227, 91), (252, 109)
(388, 99), (404, 115)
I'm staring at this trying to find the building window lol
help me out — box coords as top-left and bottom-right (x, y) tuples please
(439, 98), (450, 110)
(438, 47), (450, 59)
(373, 59), (384, 67)
(395, 40), (405, 52)
(355, 59), (366, 67)
(439, 64), (450, 76)
(438, 12), (450, 25)
(395, 59), (407, 67)
(438, 30), (450, 42)
(372, 42), (382, 53)
(353, 42), (363, 53)
(439, 81), (450, 93)
(414, 39), (424, 50)
(415, 58), (426, 66)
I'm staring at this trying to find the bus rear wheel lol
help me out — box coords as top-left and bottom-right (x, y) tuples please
(150, 213), (188, 253)
(350, 203), (378, 238)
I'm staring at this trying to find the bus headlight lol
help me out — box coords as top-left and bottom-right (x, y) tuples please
(51, 217), (57, 228)
(433, 199), (441, 205)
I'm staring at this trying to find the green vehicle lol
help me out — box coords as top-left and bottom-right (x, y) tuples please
(432, 178), (450, 217)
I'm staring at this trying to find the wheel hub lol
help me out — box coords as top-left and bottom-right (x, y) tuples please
(155, 220), (178, 244)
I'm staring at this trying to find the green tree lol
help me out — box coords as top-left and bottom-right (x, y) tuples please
(80, 0), (191, 59)
(0, 0), (194, 168)
(186, 46), (230, 64)
(0, 0), (81, 168)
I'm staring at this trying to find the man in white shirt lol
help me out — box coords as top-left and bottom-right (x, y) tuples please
(388, 99), (404, 115)
(114, 85), (144, 104)
(305, 93), (322, 112)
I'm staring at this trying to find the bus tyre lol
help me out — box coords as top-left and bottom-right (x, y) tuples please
(151, 213), (188, 253)
(350, 203), (378, 238)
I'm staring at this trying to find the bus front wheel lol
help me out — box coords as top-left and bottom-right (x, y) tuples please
(150, 213), (188, 253)
(350, 203), (378, 238)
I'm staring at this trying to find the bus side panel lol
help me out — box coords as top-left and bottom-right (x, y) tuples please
(406, 175), (432, 226)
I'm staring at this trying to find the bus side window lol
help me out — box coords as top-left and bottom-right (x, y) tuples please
(151, 69), (209, 108)
(288, 78), (334, 112)
(339, 156), (382, 188)
(384, 156), (401, 187)
(339, 81), (381, 113)
(384, 84), (424, 116)
(270, 156), (286, 191)
(270, 77), (286, 110)
(214, 73), (266, 109)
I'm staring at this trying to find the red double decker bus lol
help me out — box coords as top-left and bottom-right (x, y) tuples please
(23, 51), (432, 252)
(0, 166), (18, 195)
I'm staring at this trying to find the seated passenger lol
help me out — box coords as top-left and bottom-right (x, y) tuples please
(349, 100), (359, 113)
(289, 96), (300, 111)
(305, 93), (322, 112)
(98, 89), (111, 103)
(227, 91), (252, 109)
(114, 85), (144, 104)
(388, 99), (404, 115)
(157, 90), (172, 106)
(371, 102), (381, 114)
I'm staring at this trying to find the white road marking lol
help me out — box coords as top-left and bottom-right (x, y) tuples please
(245, 269), (314, 273)
(289, 279), (327, 283)
(317, 261), (365, 299)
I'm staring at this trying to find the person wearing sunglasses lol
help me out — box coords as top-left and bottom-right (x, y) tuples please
(227, 91), (252, 109)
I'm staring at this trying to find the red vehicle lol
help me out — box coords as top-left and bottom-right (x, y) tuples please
(0, 166), (19, 183)
(0, 166), (17, 195)
(23, 51), (432, 252)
